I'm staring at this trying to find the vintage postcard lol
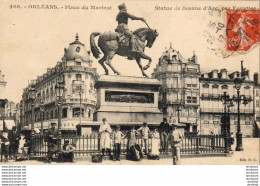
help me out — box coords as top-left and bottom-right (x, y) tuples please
(0, 0), (259, 169)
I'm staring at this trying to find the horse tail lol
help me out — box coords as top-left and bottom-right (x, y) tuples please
(90, 32), (101, 59)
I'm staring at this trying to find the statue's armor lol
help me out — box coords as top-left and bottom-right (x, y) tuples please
(116, 10), (132, 36)
(117, 11), (129, 25)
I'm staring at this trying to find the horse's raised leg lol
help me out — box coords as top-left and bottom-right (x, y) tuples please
(105, 51), (120, 75)
(99, 55), (109, 75)
(136, 57), (148, 77)
(138, 52), (152, 71)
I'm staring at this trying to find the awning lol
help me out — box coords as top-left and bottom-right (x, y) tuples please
(0, 120), (16, 130)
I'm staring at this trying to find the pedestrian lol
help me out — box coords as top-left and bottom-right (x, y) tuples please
(150, 127), (160, 157)
(45, 122), (60, 163)
(112, 125), (125, 161)
(8, 126), (20, 159)
(159, 118), (170, 154)
(0, 132), (10, 162)
(169, 124), (183, 165)
(99, 118), (112, 157)
(126, 126), (142, 161)
(59, 140), (75, 163)
(137, 122), (150, 155)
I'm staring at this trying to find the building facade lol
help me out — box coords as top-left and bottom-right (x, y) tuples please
(253, 73), (260, 137)
(0, 70), (7, 120)
(20, 34), (98, 133)
(200, 69), (255, 137)
(152, 46), (200, 133)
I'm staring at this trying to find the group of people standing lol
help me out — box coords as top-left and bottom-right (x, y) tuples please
(0, 126), (30, 162)
(99, 117), (183, 164)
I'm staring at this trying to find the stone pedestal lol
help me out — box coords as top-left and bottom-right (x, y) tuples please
(94, 75), (163, 125)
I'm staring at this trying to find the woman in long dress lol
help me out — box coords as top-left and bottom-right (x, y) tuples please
(99, 118), (112, 156)
(151, 127), (160, 156)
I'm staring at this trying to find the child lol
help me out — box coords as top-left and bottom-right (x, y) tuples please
(112, 126), (125, 161)
(59, 140), (75, 162)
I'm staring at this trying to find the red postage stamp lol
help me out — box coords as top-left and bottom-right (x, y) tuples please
(226, 10), (259, 51)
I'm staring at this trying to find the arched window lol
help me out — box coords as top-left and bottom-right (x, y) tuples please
(73, 108), (84, 117)
(88, 109), (91, 118)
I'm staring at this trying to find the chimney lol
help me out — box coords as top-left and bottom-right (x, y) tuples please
(254, 73), (259, 85)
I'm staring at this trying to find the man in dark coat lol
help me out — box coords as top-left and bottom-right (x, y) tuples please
(45, 122), (60, 163)
(159, 118), (170, 153)
(8, 126), (20, 159)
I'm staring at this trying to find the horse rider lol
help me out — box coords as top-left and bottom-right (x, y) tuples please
(115, 3), (146, 52)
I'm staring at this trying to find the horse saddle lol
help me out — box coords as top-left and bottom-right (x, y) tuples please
(118, 34), (130, 47)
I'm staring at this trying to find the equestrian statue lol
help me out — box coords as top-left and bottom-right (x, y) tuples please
(90, 3), (159, 77)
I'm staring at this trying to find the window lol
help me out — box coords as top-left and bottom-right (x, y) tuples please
(76, 74), (82, 81)
(256, 90), (259, 97)
(221, 85), (228, 89)
(256, 100), (259, 108)
(76, 61), (81, 66)
(62, 108), (67, 118)
(192, 97), (197, 103)
(88, 109), (91, 118)
(73, 107), (84, 117)
(50, 110), (53, 119)
(187, 96), (192, 103)
(54, 109), (58, 119)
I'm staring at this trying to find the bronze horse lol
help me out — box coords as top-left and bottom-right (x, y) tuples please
(90, 28), (159, 77)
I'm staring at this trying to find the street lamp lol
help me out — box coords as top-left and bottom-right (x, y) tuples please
(39, 100), (45, 134)
(233, 77), (251, 151)
(79, 84), (84, 126)
(29, 87), (36, 133)
(227, 98), (235, 134)
(221, 92), (230, 153)
(55, 81), (64, 131)
(29, 86), (36, 156)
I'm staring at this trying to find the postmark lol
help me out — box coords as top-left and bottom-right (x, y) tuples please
(202, 8), (259, 58)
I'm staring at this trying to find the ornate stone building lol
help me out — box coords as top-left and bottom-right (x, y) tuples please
(152, 45), (200, 133)
(20, 34), (98, 133)
(200, 69), (255, 137)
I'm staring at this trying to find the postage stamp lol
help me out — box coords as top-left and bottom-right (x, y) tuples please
(226, 10), (259, 52)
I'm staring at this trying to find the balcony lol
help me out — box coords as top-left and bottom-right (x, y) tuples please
(166, 100), (183, 105)
(185, 100), (199, 106)
(63, 98), (96, 105)
(200, 108), (223, 113)
(201, 93), (221, 100)
(63, 66), (97, 75)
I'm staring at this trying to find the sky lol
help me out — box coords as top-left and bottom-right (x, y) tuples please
(0, 0), (259, 103)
